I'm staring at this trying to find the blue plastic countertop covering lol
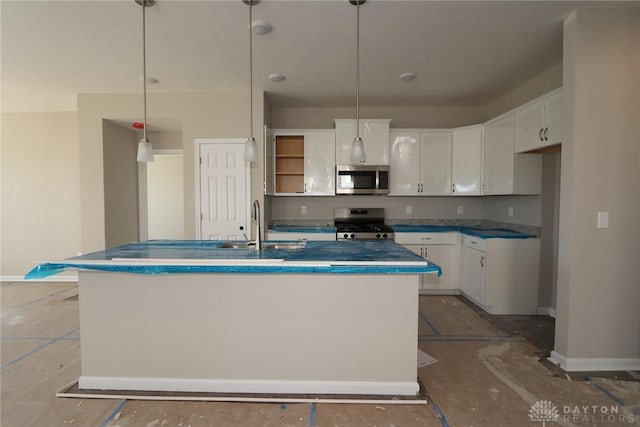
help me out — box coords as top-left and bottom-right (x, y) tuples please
(25, 240), (442, 279)
(268, 225), (337, 233)
(391, 224), (535, 239)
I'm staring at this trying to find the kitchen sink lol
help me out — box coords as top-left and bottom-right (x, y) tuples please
(218, 241), (306, 251)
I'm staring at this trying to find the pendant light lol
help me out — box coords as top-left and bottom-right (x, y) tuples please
(243, 0), (259, 162)
(349, 0), (366, 163)
(135, 0), (154, 163)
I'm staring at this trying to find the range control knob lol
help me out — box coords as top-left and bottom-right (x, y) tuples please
(350, 233), (355, 240)
(376, 233), (381, 239)
(383, 233), (388, 239)
(343, 233), (349, 239)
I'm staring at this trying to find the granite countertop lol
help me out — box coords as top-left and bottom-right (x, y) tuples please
(390, 224), (536, 239)
(268, 224), (337, 233)
(25, 240), (441, 279)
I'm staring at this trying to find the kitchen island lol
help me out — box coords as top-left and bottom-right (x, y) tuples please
(27, 240), (440, 396)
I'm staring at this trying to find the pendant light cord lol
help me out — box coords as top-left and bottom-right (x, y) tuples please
(355, 1), (360, 139)
(142, 1), (148, 142)
(249, 1), (254, 140)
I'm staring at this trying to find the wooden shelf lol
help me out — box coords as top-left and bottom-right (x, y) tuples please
(274, 134), (304, 194)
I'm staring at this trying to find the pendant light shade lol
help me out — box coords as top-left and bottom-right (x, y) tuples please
(136, 138), (154, 162)
(244, 137), (258, 162)
(243, 0), (259, 162)
(349, 0), (366, 163)
(136, 0), (154, 163)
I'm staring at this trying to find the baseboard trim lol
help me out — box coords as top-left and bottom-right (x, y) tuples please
(2, 274), (78, 283)
(78, 377), (420, 396)
(548, 351), (640, 372)
(420, 289), (461, 296)
(536, 307), (556, 318)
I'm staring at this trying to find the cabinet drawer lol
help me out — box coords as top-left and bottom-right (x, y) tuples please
(462, 234), (487, 252)
(394, 232), (458, 245)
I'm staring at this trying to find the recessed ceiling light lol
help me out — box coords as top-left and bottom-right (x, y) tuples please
(252, 20), (272, 35)
(268, 73), (286, 82)
(399, 72), (417, 82)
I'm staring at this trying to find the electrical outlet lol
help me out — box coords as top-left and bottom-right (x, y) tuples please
(406, 205), (412, 215)
(457, 205), (464, 215)
(508, 206), (514, 217)
(301, 205), (307, 216)
(597, 211), (609, 229)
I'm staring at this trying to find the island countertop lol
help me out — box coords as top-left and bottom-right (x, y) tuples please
(26, 239), (442, 279)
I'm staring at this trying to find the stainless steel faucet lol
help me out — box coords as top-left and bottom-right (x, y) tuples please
(252, 199), (261, 250)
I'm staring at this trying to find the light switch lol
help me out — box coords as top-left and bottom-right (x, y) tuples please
(301, 205), (307, 216)
(457, 205), (464, 215)
(597, 211), (609, 229)
(406, 205), (412, 215)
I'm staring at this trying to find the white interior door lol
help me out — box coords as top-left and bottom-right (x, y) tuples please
(147, 153), (184, 239)
(197, 140), (249, 240)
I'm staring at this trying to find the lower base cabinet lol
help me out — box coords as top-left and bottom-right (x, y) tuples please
(395, 233), (459, 294)
(460, 234), (540, 314)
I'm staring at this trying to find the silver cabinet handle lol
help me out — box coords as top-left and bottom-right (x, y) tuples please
(424, 247), (428, 257)
(420, 247), (424, 257)
(480, 256), (485, 267)
(452, 183), (456, 193)
(544, 127), (549, 141)
(539, 128), (544, 141)
(304, 182), (307, 193)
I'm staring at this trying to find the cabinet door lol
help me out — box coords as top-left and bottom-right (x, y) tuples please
(451, 125), (483, 195)
(422, 244), (457, 290)
(360, 120), (390, 165)
(544, 91), (562, 146)
(304, 130), (336, 195)
(334, 119), (357, 165)
(483, 115), (514, 195)
(420, 131), (452, 195)
(461, 246), (486, 305)
(264, 126), (275, 195)
(389, 131), (421, 195)
(515, 101), (545, 153)
(334, 119), (390, 165)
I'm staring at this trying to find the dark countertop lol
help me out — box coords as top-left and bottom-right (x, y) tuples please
(25, 240), (442, 279)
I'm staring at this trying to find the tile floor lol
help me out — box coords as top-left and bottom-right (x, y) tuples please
(2, 282), (639, 426)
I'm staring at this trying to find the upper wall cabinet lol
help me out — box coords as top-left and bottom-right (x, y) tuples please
(515, 89), (562, 153)
(451, 125), (483, 196)
(389, 130), (452, 196)
(265, 129), (336, 196)
(335, 119), (391, 165)
(483, 114), (542, 195)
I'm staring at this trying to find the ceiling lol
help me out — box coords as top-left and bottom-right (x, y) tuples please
(2, 1), (638, 113)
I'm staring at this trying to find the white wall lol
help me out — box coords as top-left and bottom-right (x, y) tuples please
(1, 112), (81, 278)
(77, 90), (265, 253)
(103, 120), (139, 248)
(554, 9), (640, 366)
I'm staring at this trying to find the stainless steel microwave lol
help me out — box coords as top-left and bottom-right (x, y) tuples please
(336, 165), (390, 195)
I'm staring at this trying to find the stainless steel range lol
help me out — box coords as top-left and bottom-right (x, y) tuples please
(334, 208), (395, 241)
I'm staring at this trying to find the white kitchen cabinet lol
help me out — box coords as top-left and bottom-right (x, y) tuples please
(389, 130), (452, 196)
(451, 125), (483, 195)
(268, 129), (335, 196)
(335, 119), (390, 165)
(395, 232), (459, 294)
(264, 126), (275, 195)
(515, 89), (562, 153)
(460, 234), (540, 314)
(265, 231), (336, 241)
(483, 114), (542, 195)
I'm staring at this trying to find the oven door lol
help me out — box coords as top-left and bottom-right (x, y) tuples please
(336, 165), (389, 195)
